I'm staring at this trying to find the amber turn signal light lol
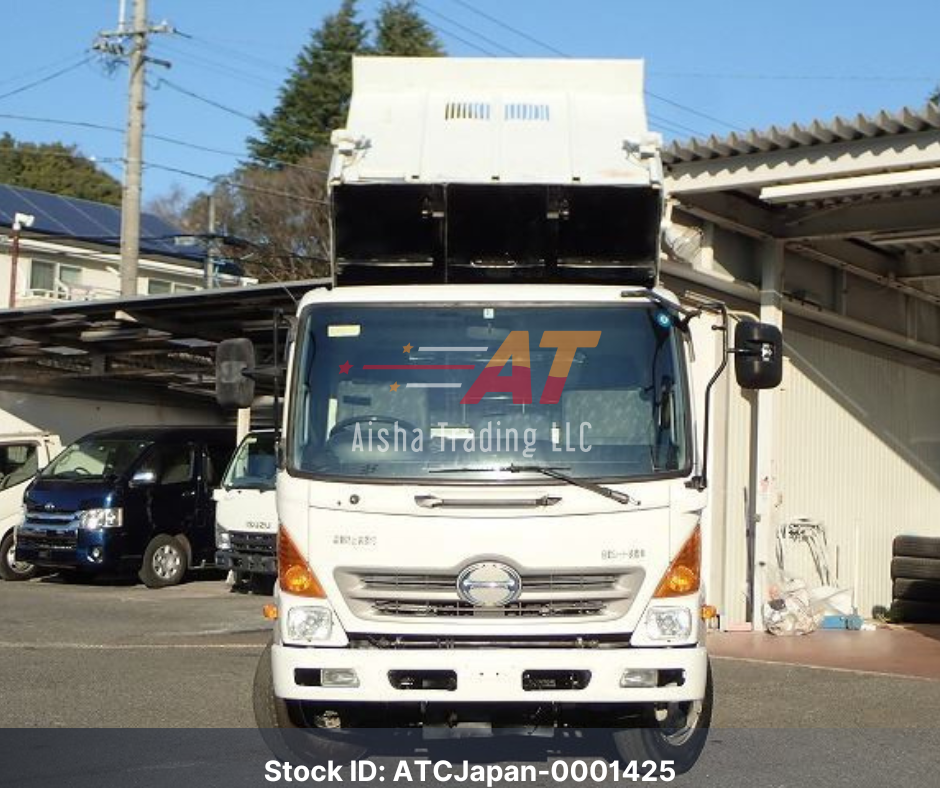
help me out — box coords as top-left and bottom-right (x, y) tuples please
(278, 528), (326, 598)
(653, 525), (701, 598)
(262, 604), (278, 620)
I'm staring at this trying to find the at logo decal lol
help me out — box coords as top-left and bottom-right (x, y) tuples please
(460, 330), (601, 405)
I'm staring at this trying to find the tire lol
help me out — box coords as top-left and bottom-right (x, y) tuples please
(889, 599), (940, 624)
(253, 643), (368, 765)
(893, 578), (940, 604)
(611, 660), (713, 774)
(891, 556), (940, 582)
(139, 535), (189, 588)
(0, 530), (36, 582)
(893, 535), (940, 560)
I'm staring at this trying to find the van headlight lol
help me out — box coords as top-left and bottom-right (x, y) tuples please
(287, 606), (333, 642)
(645, 606), (693, 640)
(216, 525), (231, 550)
(78, 508), (123, 530)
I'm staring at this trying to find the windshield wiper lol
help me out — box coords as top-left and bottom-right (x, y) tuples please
(429, 464), (639, 506)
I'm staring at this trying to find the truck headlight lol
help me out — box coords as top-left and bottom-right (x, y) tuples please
(287, 606), (333, 642)
(216, 526), (231, 550)
(78, 508), (123, 530)
(645, 606), (693, 641)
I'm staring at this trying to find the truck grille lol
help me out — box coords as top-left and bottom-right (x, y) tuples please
(337, 569), (644, 622)
(231, 532), (276, 555)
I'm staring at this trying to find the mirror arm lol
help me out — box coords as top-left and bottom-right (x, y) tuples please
(688, 303), (729, 491)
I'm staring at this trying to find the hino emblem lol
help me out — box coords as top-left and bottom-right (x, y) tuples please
(456, 562), (522, 608)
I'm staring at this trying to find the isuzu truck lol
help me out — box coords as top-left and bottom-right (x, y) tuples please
(216, 57), (782, 770)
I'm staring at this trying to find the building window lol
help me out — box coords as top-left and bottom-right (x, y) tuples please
(148, 279), (173, 295)
(148, 279), (199, 294)
(29, 260), (82, 299)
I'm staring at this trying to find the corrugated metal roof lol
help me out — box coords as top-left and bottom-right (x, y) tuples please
(0, 183), (206, 264)
(663, 103), (940, 166)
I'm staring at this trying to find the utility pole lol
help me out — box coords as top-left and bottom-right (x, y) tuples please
(94, 0), (173, 297)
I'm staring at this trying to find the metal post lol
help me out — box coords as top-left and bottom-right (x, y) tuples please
(8, 227), (20, 309)
(205, 192), (217, 289)
(119, 0), (148, 297)
(236, 407), (252, 444)
(748, 240), (785, 628)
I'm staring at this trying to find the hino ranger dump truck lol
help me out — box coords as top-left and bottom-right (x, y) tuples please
(216, 57), (782, 770)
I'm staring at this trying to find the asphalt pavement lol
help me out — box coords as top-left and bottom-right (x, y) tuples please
(0, 576), (938, 786)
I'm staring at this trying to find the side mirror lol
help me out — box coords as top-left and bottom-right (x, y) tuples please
(216, 338), (256, 409)
(734, 321), (783, 390)
(129, 469), (156, 488)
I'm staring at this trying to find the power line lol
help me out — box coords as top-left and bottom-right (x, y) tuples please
(444, 0), (743, 132)
(423, 21), (498, 56)
(0, 50), (91, 88)
(415, 2), (520, 55)
(0, 111), (330, 176)
(447, 0), (567, 56)
(149, 40), (281, 88)
(648, 113), (707, 138)
(0, 56), (93, 102)
(154, 77), (258, 122)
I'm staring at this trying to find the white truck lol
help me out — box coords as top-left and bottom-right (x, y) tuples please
(214, 429), (279, 592)
(215, 58), (782, 770)
(0, 431), (63, 581)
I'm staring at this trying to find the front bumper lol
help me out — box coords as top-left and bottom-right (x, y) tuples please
(215, 549), (277, 575)
(272, 643), (707, 704)
(15, 526), (131, 571)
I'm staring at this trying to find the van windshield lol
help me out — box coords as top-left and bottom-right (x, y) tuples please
(41, 438), (152, 481)
(289, 303), (691, 482)
(223, 433), (277, 490)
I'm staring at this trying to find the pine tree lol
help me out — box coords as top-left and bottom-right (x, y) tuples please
(374, 0), (444, 56)
(0, 133), (121, 204)
(248, 0), (369, 164)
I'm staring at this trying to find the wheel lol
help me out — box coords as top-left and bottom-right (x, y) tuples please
(139, 535), (189, 588)
(893, 578), (940, 604)
(253, 643), (368, 765)
(889, 599), (940, 624)
(611, 660), (713, 774)
(891, 556), (940, 581)
(893, 536), (940, 560)
(0, 530), (36, 581)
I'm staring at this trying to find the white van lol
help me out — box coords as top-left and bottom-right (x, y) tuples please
(0, 432), (63, 581)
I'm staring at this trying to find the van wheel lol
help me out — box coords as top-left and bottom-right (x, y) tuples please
(611, 661), (713, 774)
(0, 531), (36, 581)
(140, 535), (188, 588)
(253, 643), (368, 765)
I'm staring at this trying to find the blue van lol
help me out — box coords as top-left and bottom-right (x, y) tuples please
(15, 426), (236, 588)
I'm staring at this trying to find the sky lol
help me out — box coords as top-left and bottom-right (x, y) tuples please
(2, 0), (940, 207)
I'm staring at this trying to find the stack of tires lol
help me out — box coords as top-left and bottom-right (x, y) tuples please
(890, 535), (940, 623)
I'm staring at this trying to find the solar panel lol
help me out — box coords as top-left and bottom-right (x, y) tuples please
(0, 184), (205, 262)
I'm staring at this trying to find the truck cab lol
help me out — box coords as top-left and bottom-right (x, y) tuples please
(0, 431), (62, 581)
(218, 57), (782, 771)
(215, 429), (279, 591)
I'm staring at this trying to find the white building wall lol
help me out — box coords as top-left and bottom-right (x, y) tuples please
(713, 323), (940, 623)
(0, 390), (224, 445)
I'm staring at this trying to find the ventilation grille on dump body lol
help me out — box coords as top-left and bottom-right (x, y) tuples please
(504, 103), (550, 121)
(444, 101), (491, 121)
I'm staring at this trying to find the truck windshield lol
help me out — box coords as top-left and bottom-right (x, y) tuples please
(222, 433), (277, 490)
(289, 304), (691, 482)
(41, 438), (152, 481)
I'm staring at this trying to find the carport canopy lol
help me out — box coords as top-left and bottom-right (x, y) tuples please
(0, 280), (330, 401)
(664, 102), (940, 360)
